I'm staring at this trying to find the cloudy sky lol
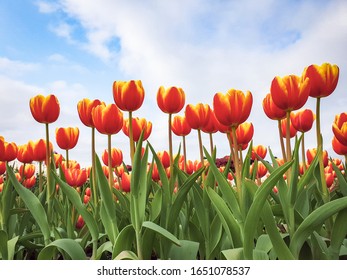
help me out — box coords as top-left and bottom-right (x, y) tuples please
(1, 0), (346, 167)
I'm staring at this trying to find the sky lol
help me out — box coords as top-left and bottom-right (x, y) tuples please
(1, 0), (347, 167)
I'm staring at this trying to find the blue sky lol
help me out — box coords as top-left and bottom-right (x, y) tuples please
(1, 0), (347, 167)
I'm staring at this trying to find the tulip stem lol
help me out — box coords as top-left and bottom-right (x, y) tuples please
(285, 111), (292, 184)
(129, 111), (135, 166)
(278, 120), (287, 162)
(91, 127), (98, 207)
(301, 132), (307, 173)
(168, 113), (174, 175)
(38, 161), (43, 193)
(197, 129), (205, 176)
(107, 134), (114, 192)
(45, 123), (53, 224)
(182, 135), (187, 172)
(65, 149), (69, 169)
(230, 127), (242, 200)
(315, 97), (329, 202)
(209, 133), (214, 155)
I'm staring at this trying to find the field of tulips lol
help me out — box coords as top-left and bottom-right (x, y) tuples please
(1, 62), (347, 260)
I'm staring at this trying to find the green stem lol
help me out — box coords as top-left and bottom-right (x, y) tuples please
(209, 132), (214, 155)
(278, 120), (287, 162)
(285, 111), (292, 185)
(197, 129), (204, 169)
(38, 161), (43, 193)
(231, 127), (242, 200)
(45, 123), (52, 224)
(168, 113), (173, 176)
(91, 127), (98, 207)
(182, 135), (187, 173)
(107, 134), (114, 191)
(65, 149), (69, 169)
(301, 132), (307, 174)
(315, 97), (329, 202)
(129, 111), (135, 166)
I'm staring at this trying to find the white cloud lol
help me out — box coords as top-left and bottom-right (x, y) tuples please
(36, 1), (61, 13)
(0, 57), (39, 77)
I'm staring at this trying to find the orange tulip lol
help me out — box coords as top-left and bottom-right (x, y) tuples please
(32, 139), (51, 162)
(202, 110), (220, 134)
(64, 168), (88, 188)
(19, 164), (36, 179)
(17, 142), (34, 164)
(121, 172), (131, 193)
(171, 115), (191, 136)
(302, 63), (339, 98)
(29, 94), (60, 124)
(332, 136), (347, 156)
(270, 75), (310, 112)
(92, 104), (124, 135)
(251, 145), (267, 160)
(0, 161), (6, 175)
(332, 112), (347, 146)
(60, 160), (81, 172)
(157, 86), (185, 114)
(0, 142), (18, 162)
(0, 136), (4, 157)
(262, 93), (287, 121)
(102, 148), (123, 168)
(213, 89), (253, 128)
(281, 117), (297, 138)
(55, 127), (80, 150)
(77, 98), (104, 127)
(185, 103), (212, 130)
(122, 117), (152, 141)
(157, 151), (170, 169)
(231, 122), (254, 146)
(307, 148), (328, 167)
(113, 80), (145, 112)
(22, 175), (36, 189)
(290, 109), (315, 133)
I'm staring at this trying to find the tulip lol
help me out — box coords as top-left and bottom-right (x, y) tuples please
(55, 127), (80, 168)
(157, 86), (185, 114)
(19, 164), (36, 179)
(0, 141), (18, 162)
(332, 112), (347, 146)
(0, 136), (4, 157)
(332, 136), (347, 158)
(32, 139), (50, 162)
(122, 117), (152, 142)
(76, 215), (85, 229)
(290, 109), (315, 133)
(202, 110), (222, 155)
(157, 151), (171, 169)
(22, 175), (36, 189)
(29, 94), (60, 124)
(113, 80), (145, 164)
(262, 93), (286, 121)
(234, 122), (254, 146)
(102, 148), (123, 168)
(307, 148), (328, 167)
(0, 162), (5, 175)
(17, 143), (34, 164)
(64, 168), (88, 188)
(280, 118), (297, 138)
(251, 145), (267, 161)
(121, 172), (131, 193)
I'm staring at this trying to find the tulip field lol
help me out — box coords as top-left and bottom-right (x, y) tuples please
(2, 62), (347, 260)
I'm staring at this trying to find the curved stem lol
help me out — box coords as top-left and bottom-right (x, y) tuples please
(209, 133), (214, 155)
(182, 135), (187, 173)
(91, 127), (98, 207)
(129, 111), (135, 166)
(301, 132), (307, 173)
(107, 134), (114, 191)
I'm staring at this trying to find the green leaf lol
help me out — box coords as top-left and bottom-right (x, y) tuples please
(142, 221), (181, 246)
(0, 230), (8, 259)
(222, 248), (244, 260)
(243, 160), (293, 260)
(290, 196), (347, 258)
(112, 224), (136, 259)
(7, 163), (51, 245)
(206, 187), (243, 248)
(38, 239), (86, 260)
(168, 240), (199, 260)
(7, 236), (19, 260)
(331, 161), (347, 196)
(114, 250), (139, 260)
(329, 208), (347, 259)
(96, 241), (112, 260)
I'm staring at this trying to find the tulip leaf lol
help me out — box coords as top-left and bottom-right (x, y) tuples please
(7, 163), (51, 246)
(38, 238), (86, 260)
(0, 230), (8, 259)
(168, 240), (199, 260)
(114, 250), (139, 260)
(142, 221), (180, 246)
(112, 224), (136, 259)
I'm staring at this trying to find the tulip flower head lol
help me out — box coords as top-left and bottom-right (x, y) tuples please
(332, 112), (347, 146)
(185, 103), (212, 130)
(262, 93), (286, 121)
(29, 94), (60, 124)
(113, 80), (145, 112)
(102, 148), (123, 168)
(92, 104), (124, 135)
(77, 98), (104, 128)
(290, 109), (315, 133)
(157, 86), (185, 114)
(122, 117), (152, 141)
(0, 141), (18, 162)
(171, 115), (191, 136)
(55, 127), (80, 150)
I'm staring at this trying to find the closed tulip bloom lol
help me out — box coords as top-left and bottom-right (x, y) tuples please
(202, 110), (219, 134)
(332, 112), (347, 146)
(29, 94), (60, 124)
(185, 103), (212, 130)
(0, 162), (6, 175)
(19, 163), (36, 179)
(251, 145), (268, 160)
(64, 168), (88, 188)
(22, 175), (36, 189)
(290, 109), (315, 133)
(92, 104), (124, 135)
(121, 172), (131, 192)
(270, 75), (311, 112)
(33, 139), (50, 162)
(302, 63), (339, 98)
(17, 143), (34, 163)
(0, 142), (18, 162)
(307, 148), (328, 167)
(281, 117), (297, 138)
(55, 127), (80, 150)
(213, 89), (253, 128)
(0, 137), (4, 157)
(171, 115), (191, 136)
(102, 148), (123, 168)
(232, 122), (254, 146)
(157, 86), (185, 114)
(113, 80), (145, 112)
(122, 117), (152, 141)
(262, 93), (287, 120)
(157, 151), (170, 169)
(77, 98), (104, 127)
(332, 136), (347, 156)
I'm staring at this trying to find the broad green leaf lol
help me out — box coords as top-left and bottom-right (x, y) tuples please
(96, 241), (112, 260)
(150, 188), (162, 221)
(7, 163), (51, 245)
(142, 221), (181, 246)
(222, 248), (244, 260)
(206, 187), (243, 248)
(112, 224), (136, 259)
(331, 161), (347, 196)
(243, 160), (293, 260)
(253, 249), (269, 260)
(290, 196), (347, 258)
(38, 239), (86, 260)
(7, 236), (19, 260)
(168, 240), (199, 260)
(255, 234), (273, 253)
(329, 208), (347, 259)
(114, 250), (139, 260)
(0, 230), (8, 259)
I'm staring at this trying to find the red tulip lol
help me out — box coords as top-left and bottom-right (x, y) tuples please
(302, 63), (339, 98)
(332, 112), (347, 146)
(64, 168), (88, 188)
(32, 139), (50, 162)
(17, 143), (34, 163)
(122, 117), (152, 141)
(102, 148), (123, 168)
(121, 172), (131, 193)
(92, 104), (124, 135)
(251, 145), (268, 160)
(55, 127), (79, 151)
(202, 110), (220, 134)
(0, 161), (6, 175)
(157, 86), (185, 114)
(262, 93), (286, 121)
(270, 75), (310, 112)
(290, 109), (315, 133)
(19, 164), (36, 179)
(22, 175), (36, 189)
(76, 215), (85, 229)
(157, 151), (170, 169)
(185, 103), (212, 130)
(307, 148), (328, 167)
(171, 115), (191, 136)
(231, 122), (254, 146)
(281, 117), (297, 138)
(213, 89), (253, 128)
(0, 142), (18, 162)
(113, 80), (145, 112)
(29, 94), (60, 124)
(332, 136), (347, 156)
(0, 136), (4, 157)
(77, 98), (104, 127)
